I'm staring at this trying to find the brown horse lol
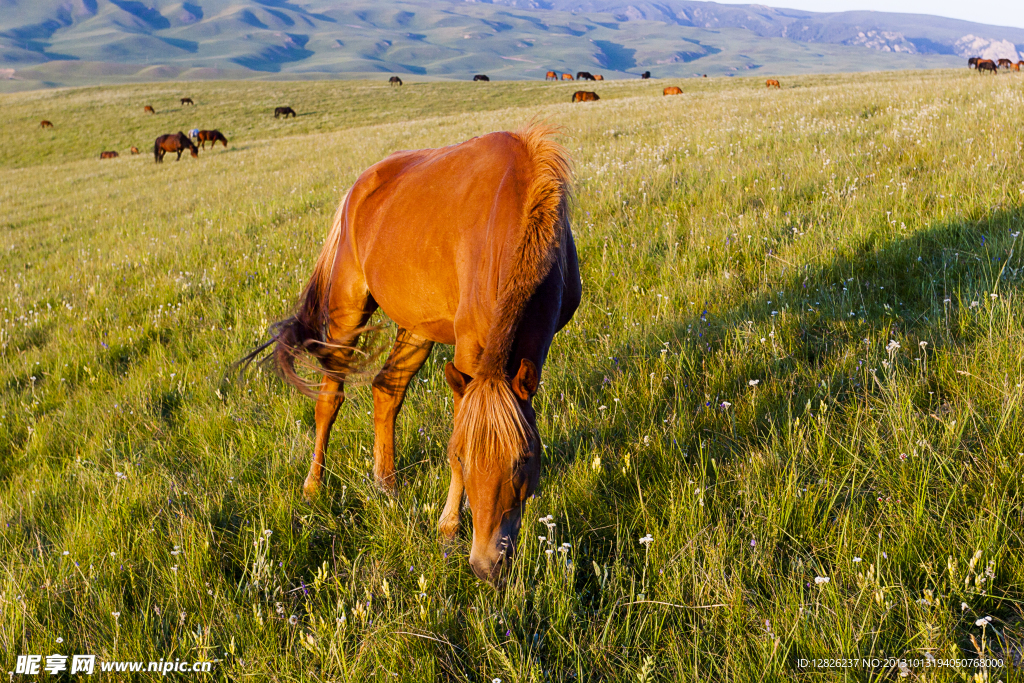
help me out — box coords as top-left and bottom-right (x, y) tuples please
(997, 58), (1013, 69)
(766, 79), (781, 88)
(144, 105), (155, 114)
(663, 86), (682, 96)
(473, 74), (490, 81)
(197, 129), (228, 149)
(181, 97), (195, 106)
(100, 151), (118, 159)
(594, 74), (604, 81)
(572, 91), (599, 102)
(576, 71), (595, 81)
(154, 132), (198, 162)
(130, 146), (140, 154)
(561, 73), (574, 81)
(389, 76), (403, 86)
(274, 106), (297, 118)
(641, 71), (651, 79)
(255, 126), (580, 583)
(977, 59), (998, 74)
(546, 71), (557, 80)
(1013, 61), (1022, 72)
(40, 120), (53, 128)
(968, 57), (979, 68)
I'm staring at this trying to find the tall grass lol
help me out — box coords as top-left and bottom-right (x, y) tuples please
(1, 70), (1022, 681)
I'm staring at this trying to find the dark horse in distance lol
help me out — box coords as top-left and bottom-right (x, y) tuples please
(154, 132), (199, 162)
(275, 106), (297, 118)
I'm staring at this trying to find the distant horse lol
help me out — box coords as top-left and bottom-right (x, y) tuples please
(766, 79), (781, 88)
(572, 91), (599, 102)
(154, 132), (198, 162)
(641, 71), (651, 79)
(561, 73), (574, 80)
(40, 120), (53, 128)
(977, 60), (998, 74)
(546, 71), (557, 80)
(181, 97), (195, 106)
(197, 129), (228, 149)
(100, 151), (118, 159)
(663, 86), (682, 96)
(593, 74), (604, 81)
(473, 74), (490, 81)
(576, 71), (595, 81)
(144, 105), (155, 114)
(1012, 62), (1021, 72)
(275, 107), (297, 118)
(249, 125), (580, 584)
(997, 58), (1013, 69)
(389, 76), (403, 86)
(968, 57), (979, 68)
(130, 146), (140, 154)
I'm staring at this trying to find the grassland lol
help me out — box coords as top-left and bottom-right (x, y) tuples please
(1, 70), (1023, 681)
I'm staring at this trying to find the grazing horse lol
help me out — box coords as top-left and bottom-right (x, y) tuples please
(641, 71), (651, 79)
(545, 71), (557, 80)
(196, 129), (228, 149)
(130, 146), (140, 154)
(593, 74), (604, 81)
(144, 105), (155, 114)
(977, 59), (998, 74)
(997, 58), (1013, 69)
(389, 76), (403, 86)
(576, 71), (595, 81)
(561, 73), (574, 80)
(275, 106), (297, 118)
(181, 97), (195, 106)
(253, 126), (580, 583)
(154, 132), (199, 162)
(968, 57), (979, 68)
(765, 79), (781, 88)
(473, 74), (490, 81)
(663, 86), (682, 96)
(572, 91), (599, 102)
(100, 151), (118, 159)
(40, 120), (53, 128)
(1016, 61), (1024, 71)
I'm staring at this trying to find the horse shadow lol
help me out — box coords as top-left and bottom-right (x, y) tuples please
(536, 205), (1022, 552)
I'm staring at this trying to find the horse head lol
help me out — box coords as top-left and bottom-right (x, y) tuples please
(444, 359), (542, 584)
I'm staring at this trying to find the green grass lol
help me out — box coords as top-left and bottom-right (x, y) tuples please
(1, 69), (1023, 681)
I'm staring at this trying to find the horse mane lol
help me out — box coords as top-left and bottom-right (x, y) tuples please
(452, 124), (572, 472)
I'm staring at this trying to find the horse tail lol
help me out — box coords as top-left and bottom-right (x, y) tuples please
(450, 124), (572, 471)
(254, 192), (375, 397)
(153, 139), (160, 162)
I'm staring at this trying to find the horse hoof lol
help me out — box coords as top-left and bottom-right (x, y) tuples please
(302, 478), (320, 501)
(438, 517), (459, 540)
(374, 475), (397, 496)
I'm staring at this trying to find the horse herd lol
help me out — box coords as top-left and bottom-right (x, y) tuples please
(969, 57), (1024, 73)
(34, 96), (288, 161)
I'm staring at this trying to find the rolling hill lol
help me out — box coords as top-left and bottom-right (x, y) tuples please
(1, 0), (1020, 90)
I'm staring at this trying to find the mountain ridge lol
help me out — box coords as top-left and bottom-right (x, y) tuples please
(1, 0), (1019, 90)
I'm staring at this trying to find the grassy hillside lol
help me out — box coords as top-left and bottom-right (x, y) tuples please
(0, 0), (965, 92)
(2, 69), (1023, 680)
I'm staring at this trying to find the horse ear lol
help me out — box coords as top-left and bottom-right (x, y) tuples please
(511, 359), (539, 400)
(444, 362), (472, 398)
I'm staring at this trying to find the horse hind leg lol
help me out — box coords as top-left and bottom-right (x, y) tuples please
(303, 302), (377, 499)
(370, 329), (434, 492)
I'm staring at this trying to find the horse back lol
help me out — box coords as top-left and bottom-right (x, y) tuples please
(337, 132), (555, 345)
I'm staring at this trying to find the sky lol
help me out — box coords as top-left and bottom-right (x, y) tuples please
(713, 0), (1024, 30)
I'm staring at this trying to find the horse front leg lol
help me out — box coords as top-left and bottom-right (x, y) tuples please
(438, 454), (464, 540)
